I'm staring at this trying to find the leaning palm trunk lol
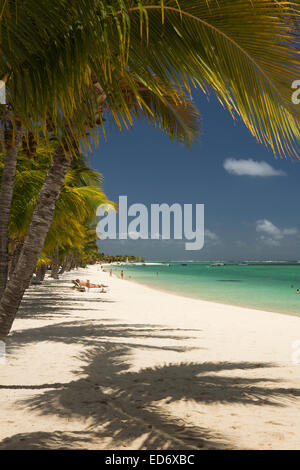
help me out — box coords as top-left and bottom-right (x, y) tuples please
(0, 121), (22, 298)
(50, 248), (60, 279)
(8, 239), (23, 279)
(0, 143), (71, 341)
(59, 254), (70, 275)
(66, 253), (75, 272)
(36, 264), (47, 282)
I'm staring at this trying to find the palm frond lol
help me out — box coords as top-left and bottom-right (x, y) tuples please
(118, 0), (300, 157)
(2, 1), (300, 156)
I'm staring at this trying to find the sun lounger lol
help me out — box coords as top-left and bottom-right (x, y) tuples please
(84, 287), (108, 293)
(76, 286), (86, 292)
(72, 280), (108, 293)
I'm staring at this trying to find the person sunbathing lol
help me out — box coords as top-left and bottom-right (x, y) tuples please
(74, 279), (106, 289)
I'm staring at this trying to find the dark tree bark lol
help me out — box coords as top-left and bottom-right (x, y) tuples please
(66, 253), (74, 272)
(50, 247), (60, 279)
(0, 143), (71, 341)
(36, 264), (47, 282)
(0, 120), (22, 298)
(8, 239), (23, 279)
(58, 254), (69, 275)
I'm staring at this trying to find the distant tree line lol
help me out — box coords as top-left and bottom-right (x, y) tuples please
(97, 253), (145, 264)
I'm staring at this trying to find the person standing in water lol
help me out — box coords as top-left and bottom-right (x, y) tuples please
(121, 270), (124, 280)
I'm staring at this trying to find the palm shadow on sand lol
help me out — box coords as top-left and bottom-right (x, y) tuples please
(1, 280), (300, 449)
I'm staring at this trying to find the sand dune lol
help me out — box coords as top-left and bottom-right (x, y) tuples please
(0, 264), (300, 450)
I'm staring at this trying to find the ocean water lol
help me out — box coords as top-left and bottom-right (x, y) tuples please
(110, 262), (300, 316)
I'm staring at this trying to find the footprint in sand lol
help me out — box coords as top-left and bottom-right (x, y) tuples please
(265, 421), (284, 426)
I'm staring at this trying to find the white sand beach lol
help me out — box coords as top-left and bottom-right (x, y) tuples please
(0, 264), (300, 450)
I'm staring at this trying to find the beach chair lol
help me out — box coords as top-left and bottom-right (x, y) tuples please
(84, 286), (109, 293)
(71, 280), (85, 291)
(71, 279), (109, 293)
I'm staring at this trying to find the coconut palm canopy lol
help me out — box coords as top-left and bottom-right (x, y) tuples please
(0, 142), (112, 270)
(1, 0), (300, 156)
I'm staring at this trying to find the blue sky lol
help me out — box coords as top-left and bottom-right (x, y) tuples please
(89, 91), (300, 261)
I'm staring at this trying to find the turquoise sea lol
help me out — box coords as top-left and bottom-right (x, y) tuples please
(110, 262), (300, 316)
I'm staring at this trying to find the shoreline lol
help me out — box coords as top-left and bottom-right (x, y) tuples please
(107, 266), (300, 320)
(0, 264), (300, 450)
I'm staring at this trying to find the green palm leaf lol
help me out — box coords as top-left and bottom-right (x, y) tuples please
(2, 1), (300, 156)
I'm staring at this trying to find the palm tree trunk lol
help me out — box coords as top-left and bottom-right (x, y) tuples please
(8, 239), (23, 279)
(36, 264), (47, 282)
(50, 248), (60, 279)
(0, 143), (71, 341)
(59, 255), (69, 275)
(65, 253), (74, 272)
(0, 122), (21, 298)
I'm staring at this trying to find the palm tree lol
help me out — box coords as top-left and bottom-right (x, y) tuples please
(42, 156), (111, 278)
(0, 2), (198, 280)
(2, 144), (111, 281)
(0, 0), (200, 310)
(0, 84), (199, 342)
(0, 1), (300, 341)
(0, 114), (21, 296)
(0, 0), (111, 296)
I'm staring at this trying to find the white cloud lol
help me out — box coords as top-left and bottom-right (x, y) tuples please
(258, 235), (281, 247)
(256, 219), (298, 246)
(282, 228), (298, 236)
(256, 220), (281, 238)
(224, 158), (286, 177)
(204, 230), (221, 245)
